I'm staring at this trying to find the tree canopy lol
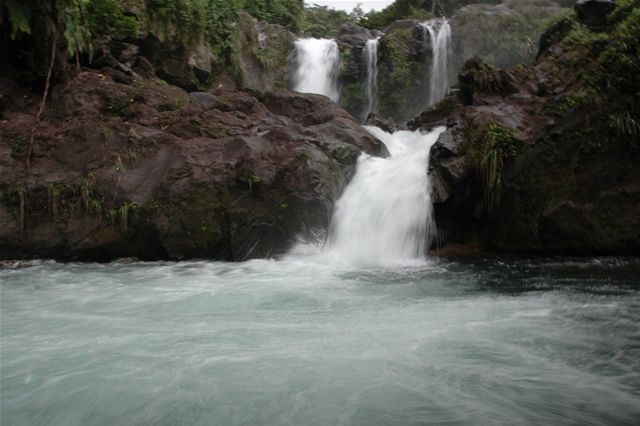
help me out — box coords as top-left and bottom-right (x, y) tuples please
(302, 5), (357, 38)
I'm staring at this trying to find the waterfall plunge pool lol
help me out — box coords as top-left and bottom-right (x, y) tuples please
(2, 127), (640, 425)
(2, 256), (639, 425)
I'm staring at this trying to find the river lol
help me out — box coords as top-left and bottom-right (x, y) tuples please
(2, 127), (639, 424)
(1, 256), (639, 425)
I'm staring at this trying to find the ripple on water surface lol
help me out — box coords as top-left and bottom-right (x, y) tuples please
(1, 256), (640, 425)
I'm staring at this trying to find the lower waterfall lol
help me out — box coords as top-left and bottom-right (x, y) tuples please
(320, 126), (445, 266)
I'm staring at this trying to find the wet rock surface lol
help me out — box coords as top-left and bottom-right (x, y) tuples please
(0, 67), (384, 261)
(410, 41), (640, 255)
(335, 24), (383, 123)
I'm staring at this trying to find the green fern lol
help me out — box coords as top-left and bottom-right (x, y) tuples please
(476, 125), (518, 212)
(3, 0), (31, 39)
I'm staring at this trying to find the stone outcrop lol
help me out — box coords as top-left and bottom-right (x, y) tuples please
(335, 24), (383, 123)
(137, 33), (218, 91)
(91, 11), (295, 93)
(234, 12), (297, 92)
(0, 66), (385, 261)
(409, 1), (640, 255)
(449, 1), (563, 72)
(376, 20), (434, 124)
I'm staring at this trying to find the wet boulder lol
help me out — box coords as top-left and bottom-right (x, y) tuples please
(0, 70), (386, 261)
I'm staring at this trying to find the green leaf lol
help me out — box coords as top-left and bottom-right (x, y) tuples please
(5, 0), (32, 39)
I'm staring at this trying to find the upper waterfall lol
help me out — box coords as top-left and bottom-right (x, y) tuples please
(290, 38), (341, 103)
(421, 18), (453, 107)
(363, 37), (380, 120)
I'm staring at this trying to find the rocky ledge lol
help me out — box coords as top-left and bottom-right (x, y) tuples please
(412, 0), (640, 255)
(0, 67), (385, 261)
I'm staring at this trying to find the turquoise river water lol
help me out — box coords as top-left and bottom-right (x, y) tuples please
(2, 128), (640, 425)
(1, 255), (639, 425)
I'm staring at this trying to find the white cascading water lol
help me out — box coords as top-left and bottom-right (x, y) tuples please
(323, 126), (446, 266)
(290, 38), (341, 103)
(363, 37), (380, 119)
(422, 18), (453, 106)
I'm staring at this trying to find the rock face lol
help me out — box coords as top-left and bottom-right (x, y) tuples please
(409, 3), (640, 255)
(336, 24), (383, 123)
(137, 33), (218, 92)
(449, 1), (563, 72)
(376, 20), (434, 124)
(0, 66), (385, 261)
(95, 11), (295, 93)
(234, 12), (298, 92)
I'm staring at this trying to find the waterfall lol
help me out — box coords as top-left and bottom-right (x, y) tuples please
(324, 126), (446, 266)
(290, 38), (341, 103)
(421, 18), (453, 106)
(363, 37), (380, 120)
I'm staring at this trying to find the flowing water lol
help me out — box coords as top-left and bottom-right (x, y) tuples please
(290, 38), (341, 103)
(422, 18), (453, 107)
(2, 257), (639, 425)
(326, 126), (443, 267)
(363, 38), (380, 120)
(2, 129), (640, 425)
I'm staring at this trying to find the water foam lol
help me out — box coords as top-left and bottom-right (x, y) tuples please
(323, 126), (445, 266)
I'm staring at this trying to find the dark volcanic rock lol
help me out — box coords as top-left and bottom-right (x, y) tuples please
(409, 34), (640, 255)
(537, 21), (564, 60)
(575, 0), (616, 28)
(257, 90), (388, 157)
(338, 23), (382, 46)
(138, 33), (217, 91)
(539, 183), (640, 253)
(365, 113), (398, 134)
(336, 24), (383, 123)
(234, 12), (297, 92)
(376, 20), (434, 124)
(0, 68), (385, 261)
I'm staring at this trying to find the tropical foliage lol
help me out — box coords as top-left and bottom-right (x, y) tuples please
(475, 124), (518, 211)
(547, 0), (640, 146)
(302, 5), (356, 38)
(2, 0), (92, 61)
(1, 0), (304, 74)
